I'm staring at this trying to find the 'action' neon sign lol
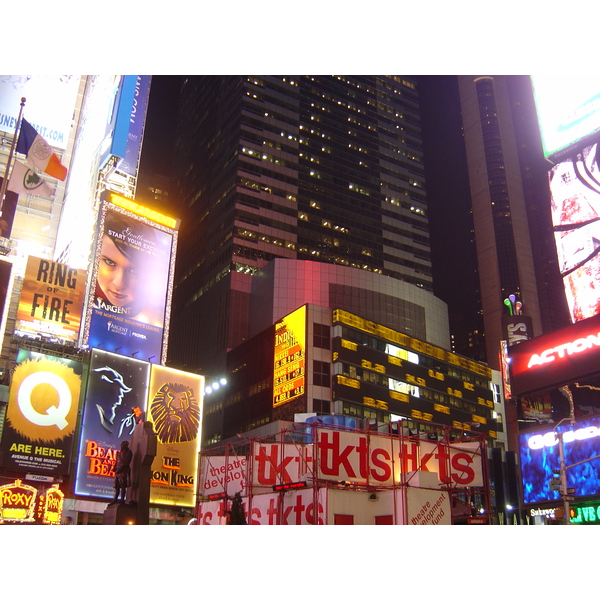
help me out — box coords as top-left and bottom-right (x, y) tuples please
(526, 332), (600, 369)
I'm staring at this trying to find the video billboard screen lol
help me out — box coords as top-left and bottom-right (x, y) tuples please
(147, 365), (204, 507)
(548, 143), (600, 322)
(85, 195), (177, 364)
(74, 349), (150, 500)
(15, 256), (86, 342)
(0, 350), (83, 475)
(519, 416), (600, 504)
(532, 75), (600, 160)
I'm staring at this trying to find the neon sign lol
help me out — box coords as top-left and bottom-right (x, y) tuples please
(527, 332), (600, 368)
(527, 424), (600, 449)
(0, 479), (38, 522)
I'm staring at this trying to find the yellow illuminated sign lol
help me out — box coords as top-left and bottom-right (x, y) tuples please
(108, 193), (179, 230)
(0, 479), (37, 522)
(333, 309), (492, 379)
(273, 306), (306, 407)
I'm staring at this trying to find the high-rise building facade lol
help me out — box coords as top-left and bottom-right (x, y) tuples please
(169, 76), (433, 373)
(458, 75), (570, 373)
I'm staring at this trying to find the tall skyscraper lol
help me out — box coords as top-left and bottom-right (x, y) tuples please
(168, 76), (433, 373)
(458, 75), (569, 373)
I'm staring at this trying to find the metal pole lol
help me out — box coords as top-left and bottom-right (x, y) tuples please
(0, 97), (26, 214)
(557, 429), (570, 525)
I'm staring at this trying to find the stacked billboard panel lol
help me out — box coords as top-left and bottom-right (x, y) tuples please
(83, 193), (178, 364)
(0, 350), (83, 475)
(73, 350), (204, 505)
(532, 75), (600, 323)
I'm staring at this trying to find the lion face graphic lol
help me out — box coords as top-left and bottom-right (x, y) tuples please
(149, 382), (200, 444)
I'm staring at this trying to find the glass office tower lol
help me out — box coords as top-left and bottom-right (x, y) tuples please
(169, 76), (433, 373)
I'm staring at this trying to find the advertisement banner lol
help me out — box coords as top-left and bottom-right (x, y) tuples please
(0, 350), (83, 475)
(73, 350), (150, 500)
(273, 305), (306, 407)
(196, 489), (326, 525)
(508, 313), (600, 396)
(548, 143), (600, 322)
(120, 75), (152, 177)
(86, 197), (176, 364)
(0, 75), (80, 150)
(406, 487), (451, 525)
(519, 415), (600, 504)
(532, 75), (600, 160)
(199, 455), (248, 497)
(316, 429), (484, 488)
(147, 365), (203, 507)
(15, 256), (86, 342)
(251, 441), (314, 490)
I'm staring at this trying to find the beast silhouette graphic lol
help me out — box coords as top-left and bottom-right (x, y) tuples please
(93, 366), (138, 437)
(149, 382), (200, 444)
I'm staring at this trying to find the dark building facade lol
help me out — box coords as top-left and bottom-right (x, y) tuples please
(168, 76), (432, 375)
(458, 75), (570, 373)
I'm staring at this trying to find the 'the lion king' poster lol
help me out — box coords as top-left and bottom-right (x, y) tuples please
(147, 365), (204, 507)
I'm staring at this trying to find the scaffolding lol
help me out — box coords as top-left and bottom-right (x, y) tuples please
(195, 419), (491, 525)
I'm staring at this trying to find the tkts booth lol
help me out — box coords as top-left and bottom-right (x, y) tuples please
(196, 420), (490, 525)
(509, 313), (600, 524)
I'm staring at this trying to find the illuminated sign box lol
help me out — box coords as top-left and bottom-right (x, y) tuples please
(0, 350), (83, 475)
(532, 75), (600, 161)
(548, 143), (600, 323)
(273, 305), (306, 407)
(519, 415), (600, 504)
(508, 313), (600, 396)
(84, 195), (178, 364)
(15, 256), (86, 342)
(74, 350), (150, 500)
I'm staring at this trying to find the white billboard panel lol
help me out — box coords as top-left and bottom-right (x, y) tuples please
(0, 75), (80, 149)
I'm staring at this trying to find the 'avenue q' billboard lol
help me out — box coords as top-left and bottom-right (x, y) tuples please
(0, 350), (83, 475)
(82, 192), (179, 364)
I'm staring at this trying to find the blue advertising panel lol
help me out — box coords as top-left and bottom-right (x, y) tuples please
(85, 196), (176, 364)
(0, 350), (83, 475)
(73, 349), (150, 500)
(519, 416), (600, 504)
(119, 75), (151, 177)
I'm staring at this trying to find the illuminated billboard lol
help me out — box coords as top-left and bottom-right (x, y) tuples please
(15, 256), (86, 342)
(332, 309), (496, 438)
(548, 143), (600, 322)
(0, 75), (80, 150)
(74, 349), (150, 500)
(273, 305), (306, 407)
(147, 365), (203, 507)
(532, 75), (600, 161)
(0, 350), (83, 475)
(83, 193), (178, 364)
(519, 415), (600, 504)
(508, 313), (600, 396)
